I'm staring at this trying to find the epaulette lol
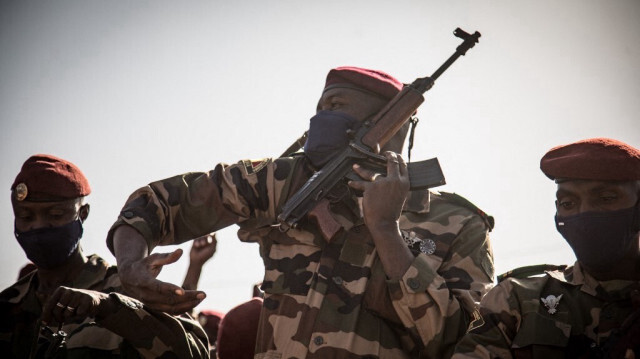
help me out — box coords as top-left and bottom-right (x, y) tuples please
(497, 264), (568, 283)
(437, 191), (495, 231)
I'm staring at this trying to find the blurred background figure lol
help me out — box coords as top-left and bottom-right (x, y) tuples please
(182, 232), (225, 356)
(182, 233), (218, 291)
(197, 309), (225, 357)
(216, 297), (263, 359)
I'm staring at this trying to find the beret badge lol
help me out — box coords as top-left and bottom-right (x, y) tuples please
(15, 183), (28, 201)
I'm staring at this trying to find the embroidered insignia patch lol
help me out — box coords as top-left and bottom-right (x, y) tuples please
(467, 308), (485, 332)
(541, 294), (563, 314)
(242, 159), (269, 175)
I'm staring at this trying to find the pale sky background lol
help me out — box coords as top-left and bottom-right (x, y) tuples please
(1, 0), (638, 313)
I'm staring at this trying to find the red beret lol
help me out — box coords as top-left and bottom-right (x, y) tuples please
(11, 154), (91, 202)
(216, 297), (262, 359)
(197, 309), (225, 344)
(324, 66), (404, 100)
(540, 138), (640, 181)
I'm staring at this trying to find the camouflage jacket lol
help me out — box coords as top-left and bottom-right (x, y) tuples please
(0, 254), (210, 358)
(453, 262), (640, 359)
(106, 156), (494, 358)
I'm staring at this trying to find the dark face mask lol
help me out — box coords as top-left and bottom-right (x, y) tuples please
(555, 202), (640, 273)
(15, 219), (83, 270)
(303, 110), (360, 168)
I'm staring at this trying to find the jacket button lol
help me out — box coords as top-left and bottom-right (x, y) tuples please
(313, 336), (324, 345)
(123, 211), (134, 219)
(332, 276), (343, 286)
(407, 278), (420, 290)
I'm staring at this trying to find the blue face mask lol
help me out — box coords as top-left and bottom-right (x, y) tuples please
(15, 219), (83, 270)
(303, 110), (360, 168)
(555, 202), (639, 273)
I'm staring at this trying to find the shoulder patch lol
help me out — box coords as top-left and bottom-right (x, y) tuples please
(241, 159), (269, 175)
(497, 264), (568, 283)
(437, 191), (495, 231)
(467, 308), (485, 332)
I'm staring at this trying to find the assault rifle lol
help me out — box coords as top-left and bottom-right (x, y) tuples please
(277, 28), (481, 241)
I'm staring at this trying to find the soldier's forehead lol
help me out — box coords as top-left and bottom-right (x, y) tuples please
(13, 198), (81, 209)
(556, 180), (634, 194)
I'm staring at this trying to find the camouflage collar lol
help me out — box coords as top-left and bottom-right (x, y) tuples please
(547, 262), (640, 301)
(546, 262), (600, 297)
(71, 254), (111, 289)
(1, 254), (110, 305)
(0, 270), (37, 305)
(403, 189), (431, 214)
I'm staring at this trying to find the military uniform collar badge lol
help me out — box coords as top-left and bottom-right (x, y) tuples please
(541, 294), (563, 314)
(401, 230), (436, 255)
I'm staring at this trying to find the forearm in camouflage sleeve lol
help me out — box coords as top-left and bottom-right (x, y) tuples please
(389, 215), (495, 358)
(452, 281), (522, 359)
(107, 164), (261, 253)
(96, 292), (210, 358)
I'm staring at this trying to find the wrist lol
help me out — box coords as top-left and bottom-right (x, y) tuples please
(95, 292), (119, 321)
(189, 260), (206, 268)
(368, 220), (400, 236)
(96, 292), (143, 321)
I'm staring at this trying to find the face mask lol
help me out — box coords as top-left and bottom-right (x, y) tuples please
(303, 110), (360, 168)
(15, 219), (83, 270)
(555, 203), (639, 273)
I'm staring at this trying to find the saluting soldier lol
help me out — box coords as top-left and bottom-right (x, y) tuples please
(453, 138), (640, 358)
(0, 154), (210, 358)
(107, 67), (495, 358)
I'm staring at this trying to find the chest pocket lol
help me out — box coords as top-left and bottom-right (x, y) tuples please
(512, 312), (571, 359)
(335, 227), (404, 326)
(252, 223), (324, 296)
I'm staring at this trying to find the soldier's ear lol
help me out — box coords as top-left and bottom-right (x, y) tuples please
(79, 203), (90, 223)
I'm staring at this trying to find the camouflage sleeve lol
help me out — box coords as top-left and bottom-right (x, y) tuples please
(452, 279), (523, 358)
(96, 292), (210, 358)
(389, 213), (495, 358)
(106, 158), (292, 253)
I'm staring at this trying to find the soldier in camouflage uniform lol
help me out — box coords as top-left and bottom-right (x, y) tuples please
(107, 66), (495, 358)
(453, 138), (640, 359)
(0, 154), (209, 358)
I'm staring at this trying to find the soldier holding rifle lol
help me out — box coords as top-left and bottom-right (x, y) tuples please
(108, 29), (494, 358)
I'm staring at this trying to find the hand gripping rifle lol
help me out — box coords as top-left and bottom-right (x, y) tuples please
(277, 28), (481, 241)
